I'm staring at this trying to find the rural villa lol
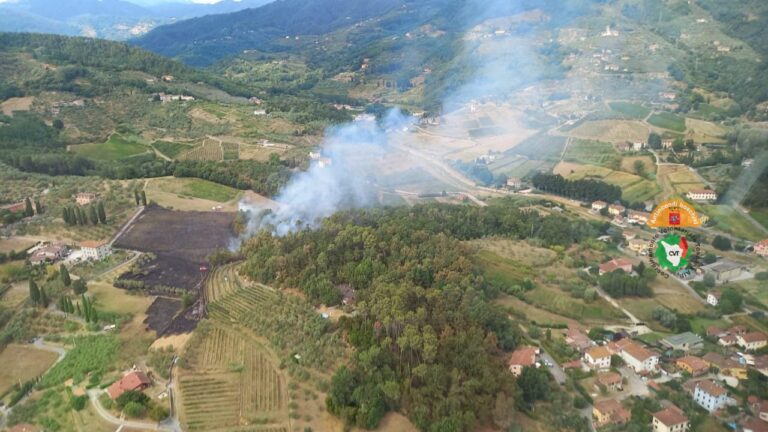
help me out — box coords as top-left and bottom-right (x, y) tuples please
(80, 240), (112, 261)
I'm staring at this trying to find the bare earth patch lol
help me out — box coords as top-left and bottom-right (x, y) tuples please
(0, 96), (34, 115)
(0, 344), (59, 394)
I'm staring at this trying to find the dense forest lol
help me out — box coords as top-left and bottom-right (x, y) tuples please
(531, 172), (623, 204)
(240, 200), (601, 430)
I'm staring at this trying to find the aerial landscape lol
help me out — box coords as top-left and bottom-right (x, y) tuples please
(1, 0), (768, 431)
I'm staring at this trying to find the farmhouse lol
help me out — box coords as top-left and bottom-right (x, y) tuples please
(613, 340), (659, 373)
(738, 332), (768, 351)
(564, 326), (593, 352)
(685, 189), (717, 202)
(584, 346), (612, 370)
(593, 399), (630, 427)
(608, 204), (625, 216)
(596, 371), (622, 392)
(652, 405), (689, 432)
(508, 346), (539, 377)
(707, 291), (721, 306)
(627, 210), (651, 225)
(755, 239), (768, 257)
(718, 334), (737, 347)
(628, 238), (648, 254)
(599, 258), (634, 275)
(75, 192), (98, 206)
(676, 356), (709, 376)
(662, 139), (674, 149)
(80, 240), (112, 261)
(692, 380), (728, 413)
(506, 177), (524, 190)
(661, 332), (703, 352)
(107, 371), (151, 400)
(592, 200), (608, 211)
(632, 141), (645, 151)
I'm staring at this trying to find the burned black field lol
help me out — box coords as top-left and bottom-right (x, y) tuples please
(114, 205), (235, 292)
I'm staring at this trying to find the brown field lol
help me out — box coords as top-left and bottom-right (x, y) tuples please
(239, 144), (288, 161)
(0, 344), (59, 395)
(566, 120), (650, 143)
(686, 118), (726, 141)
(144, 177), (242, 212)
(0, 236), (37, 254)
(0, 96), (34, 115)
(656, 165), (706, 198)
(189, 107), (227, 124)
(1, 280), (29, 307)
(553, 161), (585, 176)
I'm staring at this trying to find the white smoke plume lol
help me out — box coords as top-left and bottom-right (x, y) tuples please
(237, 110), (414, 238)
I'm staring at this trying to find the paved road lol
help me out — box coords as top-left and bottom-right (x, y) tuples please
(539, 349), (566, 385)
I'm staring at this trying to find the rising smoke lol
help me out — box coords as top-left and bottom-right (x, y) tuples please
(236, 110), (414, 240)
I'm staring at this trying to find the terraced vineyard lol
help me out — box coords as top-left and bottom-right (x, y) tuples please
(204, 263), (243, 302)
(179, 138), (223, 161)
(179, 324), (287, 431)
(222, 141), (240, 160)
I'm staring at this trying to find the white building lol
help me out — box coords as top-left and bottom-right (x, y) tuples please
(615, 340), (659, 373)
(584, 346), (612, 370)
(707, 292), (721, 307)
(592, 200), (608, 212)
(693, 381), (728, 413)
(81, 240), (111, 261)
(737, 332), (768, 351)
(686, 189), (717, 202)
(652, 405), (689, 432)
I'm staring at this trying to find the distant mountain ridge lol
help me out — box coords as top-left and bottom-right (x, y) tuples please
(0, 0), (274, 40)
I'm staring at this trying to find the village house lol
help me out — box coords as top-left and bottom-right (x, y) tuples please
(338, 284), (357, 306)
(632, 141), (645, 151)
(755, 239), (768, 257)
(80, 240), (111, 261)
(702, 353), (747, 379)
(75, 192), (98, 206)
(508, 346), (539, 377)
(596, 371), (622, 392)
(704, 260), (743, 282)
(584, 346), (612, 370)
(718, 334), (738, 347)
(592, 200), (608, 212)
(611, 339), (659, 374)
(692, 380), (728, 413)
(627, 238), (647, 252)
(707, 291), (721, 307)
(564, 326), (593, 352)
(598, 258), (634, 276)
(616, 142), (631, 152)
(661, 332), (703, 352)
(676, 356), (709, 376)
(627, 210), (651, 225)
(608, 204), (625, 216)
(593, 399), (630, 428)
(738, 332), (768, 351)
(652, 405), (689, 432)
(706, 326), (725, 338)
(107, 371), (151, 400)
(741, 418), (768, 432)
(686, 189), (717, 202)
(506, 177), (524, 190)
(662, 139), (674, 149)
(622, 230), (636, 241)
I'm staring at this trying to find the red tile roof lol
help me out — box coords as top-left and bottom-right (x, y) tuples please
(653, 405), (688, 427)
(696, 380), (727, 397)
(508, 346), (538, 367)
(741, 332), (767, 343)
(81, 240), (108, 249)
(107, 371), (151, 400)
(599, 258), (634, 274)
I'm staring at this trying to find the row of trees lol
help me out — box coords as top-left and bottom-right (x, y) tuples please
(598, 267), (654, 298)
(133, 190), (148, 206)
(62, 202), (107, 226)
(532, 173), (622, 203)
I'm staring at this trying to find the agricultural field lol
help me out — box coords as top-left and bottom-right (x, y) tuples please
(204, 263), (243, 302)
(685, 118), (726, 142)
(620, 156), (655, 177)
(557, 162), (659, 203)
(0, 344), (59, 396)
(647, 112), (686, 132)
(222, 142), (240, 161)
(71, 134), (149, 160)
(608, 102), (651, 119)
(698, 205), (768, 241)
(565, 120), (649, 143)
(656, 165), (706, 198)
(563, 139), (621, 168)
(153, 177), (240, 203)
(508, 133), (567, 161)
(0, 236), (36, 254)
(152, 140), (196, 159)
(179, 138), (224, 161)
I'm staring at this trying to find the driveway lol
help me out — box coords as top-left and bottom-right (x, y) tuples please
(88, 389), (178, 432)
(618, 367), (650, 399)
(539, 349), (566, 385)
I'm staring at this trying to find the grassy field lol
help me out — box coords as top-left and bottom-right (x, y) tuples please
(0, 236), (36, 254)
(566, 120), (649, 143)
(699, 205), (767, 241)
(178, 178), (239, 202)
(153, 140), (195, 159)
(563, 139), (621, 168)
(648, 112), (686, 132)
(750, 208), (768, 230)
(557, 162), (659, 202)
(71, 134), (148, 160)
(0, 344), (59, 395)
(608, 102), (651, 119)
(510, 133), (567, 161)
(149, 177), (240, 206)
(179, 138), (223, 161)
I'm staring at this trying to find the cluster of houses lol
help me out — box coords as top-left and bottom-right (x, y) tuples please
(590, 200), (652, 228)
(507, 323), (768, 430)
(149, 92), (195, 104)
(27, 240), (112, 265)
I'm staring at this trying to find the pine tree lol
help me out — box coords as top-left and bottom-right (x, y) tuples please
(88, 205), (99, 225)
(97, 202), (106, 224)
(60, 264), (71, 286)
(29, 279), (40, 304)
(34, 199), (42, 215)
(24, 198), (33, 217)
(140, 191), (147, 206)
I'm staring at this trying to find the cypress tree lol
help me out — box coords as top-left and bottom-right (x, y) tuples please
(134, 190), (140, 206)
(24, 198), (33, 217)
(39, 287), (48, 308)
(97, 202), (106, 224)
(88, 205), (99, 225)
(29, 279), (40, 304)
(62, 207), (69, 224)
(140, 191), (147, 206)
(77, 207), (85, 225)
(60, 264), (71, 286)
(34, 199), (42, 215)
